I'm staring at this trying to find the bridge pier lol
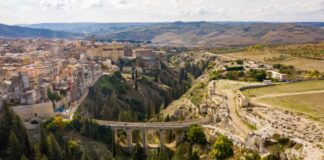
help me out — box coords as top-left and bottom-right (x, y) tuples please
(126, 129), (133, 152)
(159, 130), (166, 149)
(114, 129), (118, 144)
(175, 130), (185, 145)
(142, 130), (147, 149)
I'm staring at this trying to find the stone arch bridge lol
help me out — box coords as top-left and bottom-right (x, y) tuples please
(95, 118), (211, 151)
(95, 118), (245, 152)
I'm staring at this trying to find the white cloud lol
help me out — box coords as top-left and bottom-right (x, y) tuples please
(40, 0), (106, 10)
(0, 0), (323, 24)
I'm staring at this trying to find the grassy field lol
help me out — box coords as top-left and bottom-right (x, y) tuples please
(243, 80), (324, 121)
(243, 80), (324, 98)
(259, 92), (324, 121)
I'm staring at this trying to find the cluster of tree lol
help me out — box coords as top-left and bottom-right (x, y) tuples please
(183, 60), (210, 78)
(173, 124), (236, 160)
(246, 69), (267, 82)
(81, 54), (214, 123)
(83, 72), (152, 122)
(246, 44), (266, 52)
(225, 66), (244, 71)
(305, 70), (321, 78)
(274, 44), (324, 60)
(0, 104), (32, 159)
(210, 47), (246, 54)
(210, 135), (234, 160)
(209, 69), (267, 82)
(185, 124), (207, 145)
(0, 103), (113, 160)
(273, 64), (296, 76)
(166, 124), (207, 160)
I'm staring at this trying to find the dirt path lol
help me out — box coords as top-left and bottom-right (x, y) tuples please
(226, 90), (252, 137)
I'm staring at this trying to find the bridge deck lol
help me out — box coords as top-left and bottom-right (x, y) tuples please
(95, 119), (203, 130)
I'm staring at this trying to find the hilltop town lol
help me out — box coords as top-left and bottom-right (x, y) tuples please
(0, 38), (161, 118)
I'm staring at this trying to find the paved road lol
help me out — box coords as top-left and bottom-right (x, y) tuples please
(68, 75), (102, 119)
(69, 89), (89, 119)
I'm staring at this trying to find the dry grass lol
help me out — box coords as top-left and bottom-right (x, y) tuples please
(243, 80), (324, 98)
(279, 57), (324, 72)
(259, 93), (324, 121)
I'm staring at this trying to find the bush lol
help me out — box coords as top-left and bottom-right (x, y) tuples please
(236, 60), (244, 65)
(211, 135), (233, 160)
(186, 124), (207, 145)
(226, 66), (244, 71)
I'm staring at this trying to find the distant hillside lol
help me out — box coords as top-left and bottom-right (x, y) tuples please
(23, 23), (155, 35)
(13, 22), (324, 45)
(0, 23), (79, 38)
(95, 22), (324, 46)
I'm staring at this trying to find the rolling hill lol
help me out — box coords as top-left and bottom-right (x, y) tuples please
(9, 22), (324, 45)
(22, 22), (155, 35)
(96, 22), (324, 46)
(0, 23), (80, 38)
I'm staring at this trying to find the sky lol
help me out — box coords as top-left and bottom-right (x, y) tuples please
(0, 0), (323, 24)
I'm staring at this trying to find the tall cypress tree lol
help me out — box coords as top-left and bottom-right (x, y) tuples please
(33, 144), (43, 160)
(20, 155), (29, 160)
(12, 115), (32, 157)
(47, 134), (63, 160)
(0, 103), (14, 156)
(39, 124), (48, 155)
(6, 131), (23, 160)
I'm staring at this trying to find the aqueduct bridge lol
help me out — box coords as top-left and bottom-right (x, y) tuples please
(95, 118), (210, 151)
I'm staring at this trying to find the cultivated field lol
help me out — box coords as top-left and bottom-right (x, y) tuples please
(224, 43), (324, 72)
(258, 93), (324, 121)
(226, 52), (324, 72)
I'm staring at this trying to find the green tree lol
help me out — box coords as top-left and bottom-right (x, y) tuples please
(6, 131), (23, 160)
(132, 143), (147, 160)
(33, 144), (44, 160)
(20, 155), (29, 160)
(42, 155), (48, 160)
(12, 115), (32, 156)
(261, 154), (280, 160)
(39, 125), (48, 155)
(236, 60), (244, 65)
(47, 133), (63, 160)
(47, 89), (62, 111)
(190, 151), (200, 160)
(0, 103), (14, 156)
(211, 135), (233, 160)
(186, 124), (207, 145)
